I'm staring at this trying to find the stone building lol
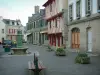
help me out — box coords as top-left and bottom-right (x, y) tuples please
(27, 6), (48, 45)
(68, 0), (100, 53)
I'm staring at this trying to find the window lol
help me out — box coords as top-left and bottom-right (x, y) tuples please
(50, 4), (52, 12)
(17, 22), (19, 25)
(6, 21), (10, 24)
(69, 4), (73, 21)
(40, 20), (43, 27)
(34, 22), (35, 28)
(45, 34), (48, 40)
(36, 33), (38, 40)
(14, 29), (15, 33)
(49, 21), (51, 28)
(45, 21), (48, 26)
(34, 33), (35, 40)
(97, 0), (100, 12)
(55, 19), (57, 27)
(76, 0), (81, 19)
(9, 29), (10, 33)
(2, 29), (4, 33)
(12, 22), (15, 25)
(86, 0), (92, 16)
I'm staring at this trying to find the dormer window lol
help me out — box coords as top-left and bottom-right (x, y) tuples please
(17, 22), (19, 25)
(6, 21), (10, 24)
(12, 22), (15, 25)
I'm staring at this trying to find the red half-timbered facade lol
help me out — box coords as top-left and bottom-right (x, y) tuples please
(43, 0), (67, 47)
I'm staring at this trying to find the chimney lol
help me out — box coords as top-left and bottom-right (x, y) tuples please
(0, 16), (3, 20)
(34, 6), (40, 14)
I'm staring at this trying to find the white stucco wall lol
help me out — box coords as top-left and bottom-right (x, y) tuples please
(0, 18), (6, 42)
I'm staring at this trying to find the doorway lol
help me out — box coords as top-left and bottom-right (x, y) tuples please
(87, 27), (92, 52)
(71, 28), (80, 49)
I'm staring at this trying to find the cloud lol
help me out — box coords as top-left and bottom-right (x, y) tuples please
(0, 7), (33, 26)
(0, 0), (46, 26)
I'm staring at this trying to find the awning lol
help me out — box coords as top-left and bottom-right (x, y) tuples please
(40, 30), (48, 33)
(26, 33), (32, 36)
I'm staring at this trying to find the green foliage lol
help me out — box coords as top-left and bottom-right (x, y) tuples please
(48, 45), (51, 49)
(75, 53), (90, 64)
(56, 47), (64, 53)
(47, 45), (53, 52)
(56, 47), (66, 56)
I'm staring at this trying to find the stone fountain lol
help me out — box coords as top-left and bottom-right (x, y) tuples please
(11, 27), (28, 55)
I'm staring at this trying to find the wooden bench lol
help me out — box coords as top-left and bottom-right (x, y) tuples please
(28, 61), (45, 72)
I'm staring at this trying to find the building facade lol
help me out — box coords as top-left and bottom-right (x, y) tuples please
(43, 0), (68, 47)
(27, 6), (48, 45)
(68, 0), (100, 52)
(3, 19), (24, 41)
(0, 17), (6, 43)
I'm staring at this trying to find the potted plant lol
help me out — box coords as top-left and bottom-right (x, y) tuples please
(56, 47), (66, 56)
(75, 53), (90, 64)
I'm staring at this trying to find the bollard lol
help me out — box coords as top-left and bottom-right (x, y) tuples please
(34, 53), (39, 75)
(35, 57), (39, 75)
(34, 53), (36, 65)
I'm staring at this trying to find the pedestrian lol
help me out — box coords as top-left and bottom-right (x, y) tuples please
(13, 40), (17, 48)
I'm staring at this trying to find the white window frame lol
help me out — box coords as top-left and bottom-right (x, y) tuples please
(97, 0), (100, 12)
(2, 29), (4, 33)
(69, 4), (73, 21)
(76, 0), (81, 19)
(86, 0), (92, 16)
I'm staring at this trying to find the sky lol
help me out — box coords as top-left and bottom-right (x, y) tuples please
(0, 0), (47, 26)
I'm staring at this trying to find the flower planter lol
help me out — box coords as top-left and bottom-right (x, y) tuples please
(56, 51), (66, 56)
(55, 47), (66, 56)
(75, 53), (90, 64)
(4, 45), (11, 52)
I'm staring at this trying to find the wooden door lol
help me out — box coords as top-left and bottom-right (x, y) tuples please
(72, 28), (80, 48)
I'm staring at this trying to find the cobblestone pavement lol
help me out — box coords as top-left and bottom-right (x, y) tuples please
(0, 44), (100, 75)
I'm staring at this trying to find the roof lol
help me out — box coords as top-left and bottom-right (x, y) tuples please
(43, 0), (54, 7)
(3, 19), (21, 25)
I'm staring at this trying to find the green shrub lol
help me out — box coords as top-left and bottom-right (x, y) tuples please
(78, 53), (88, 57)
(48, 45), (51, 49)
(75, 53), (90, 64)
(81, 57), (90, 64)
(56, 47), (66, 56)
(56, 48), (64, 53)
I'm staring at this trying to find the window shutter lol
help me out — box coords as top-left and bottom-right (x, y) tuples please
(12, 29), (13, 33)
(9, 29), (10, 34)
(14, 29), (15, 34)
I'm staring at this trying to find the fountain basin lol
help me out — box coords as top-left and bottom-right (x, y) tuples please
(11, 47), (28, 55)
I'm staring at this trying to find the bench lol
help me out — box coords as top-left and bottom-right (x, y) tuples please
(28, 53), (46, 75)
